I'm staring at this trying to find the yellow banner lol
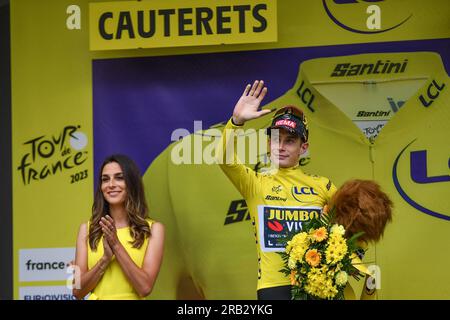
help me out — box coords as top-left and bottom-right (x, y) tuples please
(89, 0), (278, 51)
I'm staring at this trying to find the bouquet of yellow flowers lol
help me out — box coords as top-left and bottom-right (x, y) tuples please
(280, 179), (393, 300)
(279, 211), (364, 300)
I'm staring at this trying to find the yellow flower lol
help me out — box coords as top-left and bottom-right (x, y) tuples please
(330, 224), (345, 236)
(335, 271), (348, 286)
(291, 232), (309, 247)
(305, 249), (321, 267)
(285, 241), (292, 254)
(327, 268), (336, 278)
(311, 227), (328, 242)
(290, 244), (308, 262)
(288, 232), (310, 262)
(288, 257), (297, 270)
(325, 234), (348, 265)
(304, 267), (338, 299)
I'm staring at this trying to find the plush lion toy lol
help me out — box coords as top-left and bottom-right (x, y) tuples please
(328, 179), (393, 300)
(330, 179), (393, 244)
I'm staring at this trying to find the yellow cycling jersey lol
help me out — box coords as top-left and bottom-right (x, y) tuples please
(217, 119), (336, 290)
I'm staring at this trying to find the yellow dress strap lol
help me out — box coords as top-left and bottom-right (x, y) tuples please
(147, 218), (155, 228)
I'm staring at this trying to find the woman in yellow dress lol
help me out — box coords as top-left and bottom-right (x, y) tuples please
(73, 154), (165, 300)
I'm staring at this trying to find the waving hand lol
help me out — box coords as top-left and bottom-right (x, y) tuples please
(232, 80), (271, 125)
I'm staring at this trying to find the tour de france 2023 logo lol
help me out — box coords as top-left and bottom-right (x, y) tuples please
(17, 125), (89, 186)
(322, 0), (412, 34)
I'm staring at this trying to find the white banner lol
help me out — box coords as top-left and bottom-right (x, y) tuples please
(19, 247), (75, 282)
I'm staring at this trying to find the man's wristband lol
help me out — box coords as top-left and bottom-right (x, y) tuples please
(230, 117), (244, 127)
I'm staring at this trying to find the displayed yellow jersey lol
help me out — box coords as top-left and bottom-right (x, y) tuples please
(87, 219), (154, 300)
(217, 119), (336, 290)
(143, 51), (449, 299)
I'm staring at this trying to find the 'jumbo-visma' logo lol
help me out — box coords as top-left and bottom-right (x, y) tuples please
(393, 139), (449, 221)
(259, 206), (321, 252)
(323, 0), (412, 34)
(17, 125), (88, 185)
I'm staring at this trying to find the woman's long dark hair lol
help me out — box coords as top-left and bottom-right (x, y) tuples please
(89, 154), (151, 250)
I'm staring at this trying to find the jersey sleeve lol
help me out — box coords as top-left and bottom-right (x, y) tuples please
(320, 178), (337, 204)
(216, 118), (259, 199)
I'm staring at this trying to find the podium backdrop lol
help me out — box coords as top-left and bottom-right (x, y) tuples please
(3, 0), (449, 299)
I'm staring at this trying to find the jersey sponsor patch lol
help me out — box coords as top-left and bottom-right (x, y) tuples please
(257, 205), (322, 252)
(265, 195), (287, 201)
(291, 186), (320, 204)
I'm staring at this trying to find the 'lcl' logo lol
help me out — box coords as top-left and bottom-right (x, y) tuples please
(292, 186), (319, 203)
(410, 150), (450, 184)
(296, 81), (315, 112)
(293, 186), (318, 195)
(393, 140), (449, 221)
(419, 80), (445, 107)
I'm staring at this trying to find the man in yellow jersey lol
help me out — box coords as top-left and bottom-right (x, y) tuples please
(216, 80), (336, 299)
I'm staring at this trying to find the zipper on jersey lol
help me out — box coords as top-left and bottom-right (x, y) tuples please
(369, 145), (375, 162)
(368, 138), (376, 179)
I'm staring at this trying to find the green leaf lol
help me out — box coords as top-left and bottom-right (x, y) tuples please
(348, 231), (365, 244)
(321, 206), (336, 225)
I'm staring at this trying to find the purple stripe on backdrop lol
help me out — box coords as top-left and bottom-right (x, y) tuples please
(93, 38), (450, 180)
